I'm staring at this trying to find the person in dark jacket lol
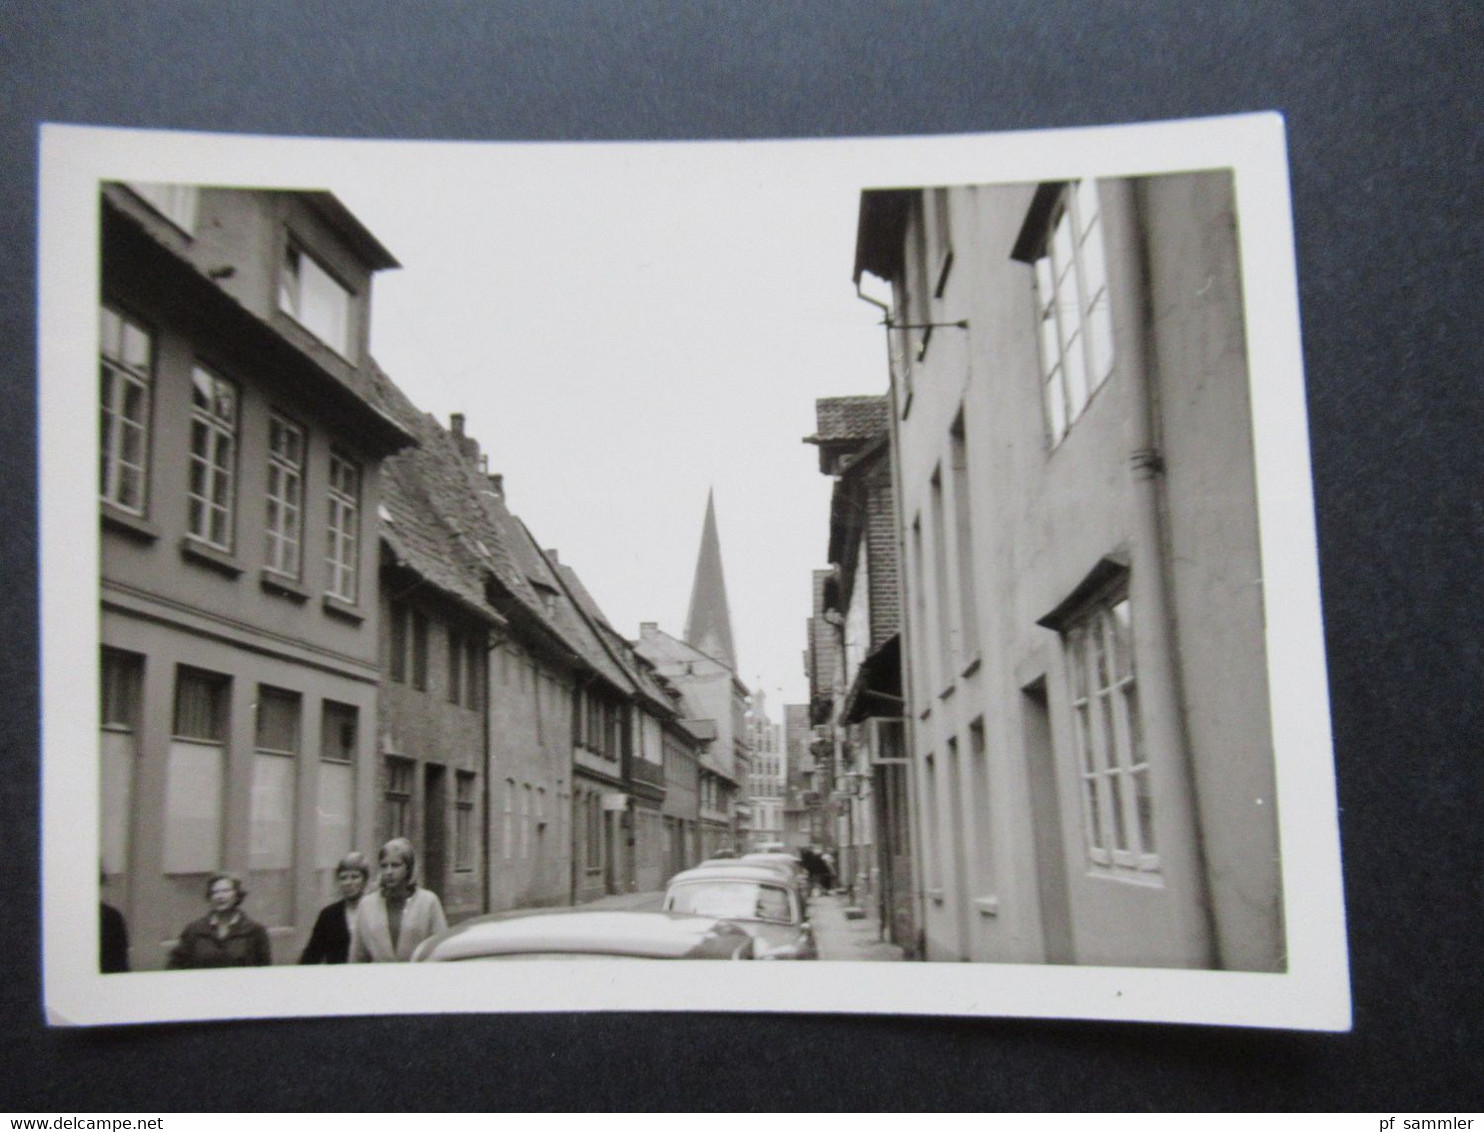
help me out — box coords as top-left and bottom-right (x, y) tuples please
(100, 901), (129, 973)
(166, 872), (271, 969)
(299, 851), (372, 964)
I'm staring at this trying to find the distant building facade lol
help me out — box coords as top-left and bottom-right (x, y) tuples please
(98, 183), (412, 967)
(853, 173), (1283, 969)
(806, 394), (915, 949)
(744, 690), (785, 849)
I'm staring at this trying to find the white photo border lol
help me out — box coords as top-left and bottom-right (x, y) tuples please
(39, 113), (1350, 1029)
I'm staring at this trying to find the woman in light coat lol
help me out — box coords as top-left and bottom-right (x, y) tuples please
(351, 838), (447, 962)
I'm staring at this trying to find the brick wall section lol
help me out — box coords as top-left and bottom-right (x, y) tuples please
(865, 458), (901, 648)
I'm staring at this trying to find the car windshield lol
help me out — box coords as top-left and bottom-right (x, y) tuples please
(667, 881), (793, 924)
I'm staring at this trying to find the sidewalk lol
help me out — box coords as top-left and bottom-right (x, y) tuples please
(809, 891), (905, 961)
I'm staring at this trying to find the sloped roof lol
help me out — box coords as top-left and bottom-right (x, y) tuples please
(682, 490), (738, 673)
(372, 365), (505, 624)
(553, 561), (676, 715)
(813, 395), (889, 443)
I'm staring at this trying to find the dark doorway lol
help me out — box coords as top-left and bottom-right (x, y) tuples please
(1022, 679), (1074, 964)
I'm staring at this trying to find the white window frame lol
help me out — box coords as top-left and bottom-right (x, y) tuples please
(280, 243), (353, 358)
(1032, 180), (1115, 446)
(265, 413), (305, 577)
(186, 365), (238, 551)
(326, 451), (360, 602)
(99, 305), (153, 515)
(1063, 589), (1159, 876)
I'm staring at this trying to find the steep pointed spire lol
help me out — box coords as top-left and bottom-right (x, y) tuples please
(683, 488), (738, 672)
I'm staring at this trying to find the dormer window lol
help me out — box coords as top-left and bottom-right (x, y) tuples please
(279, 243), (352, 358)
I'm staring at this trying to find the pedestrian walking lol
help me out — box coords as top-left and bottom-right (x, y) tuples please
(299, 851), (372, 964)
(166, 872), (272, 969)
(351, 838), (448, 962)
(820, 850), (837, 893)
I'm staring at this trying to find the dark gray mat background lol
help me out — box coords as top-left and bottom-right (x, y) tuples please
(2, 1), (1478, 1112)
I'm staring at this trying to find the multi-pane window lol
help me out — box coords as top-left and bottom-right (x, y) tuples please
(455, 771), (475, 871)
(280, 244), (352, 358)
(326, 452), (360, 601)
(385, 757), (414, 840)
(99, 306), (153, 515)
(187, 366), (238, 550)
(1033, 180), (1115, 445)
(265, 414), (305, 577)
(1064, 592), (1158, 874)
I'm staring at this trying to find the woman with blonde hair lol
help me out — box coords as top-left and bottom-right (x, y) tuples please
(299, 851), (372, 964)
(350, 838), (448, 962)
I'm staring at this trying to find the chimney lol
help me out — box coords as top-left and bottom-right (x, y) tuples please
(449, 413), (480, 468)
(487, 473), (504, 498)
(546, 549), (560, 564)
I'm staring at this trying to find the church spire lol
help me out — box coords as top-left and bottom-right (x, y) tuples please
(683, 488), (738, 672)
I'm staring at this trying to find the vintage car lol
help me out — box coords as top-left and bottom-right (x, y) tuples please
(740, 851), (812, 904)
(662, 863), (818, 960)
(409, 908), (757, 961)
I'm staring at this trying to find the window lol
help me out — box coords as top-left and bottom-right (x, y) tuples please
(447, 630), (464, 705)
(265, 414), (305, 577)
(1064, 591), (1157, 874)
(929, 467), (953, 684)
(99, 305), (153, 515)
(950, 412), (980, 662)
(251, 687), (300, 926)
(455, 772), (475, 871)
(503, 779), (515, 861)
(164, 668), (229, 874)
(385, 757), (414, 840)
(128, 183), (198, 234)
(466, 640), (483, 712)
(1030, 180), (1115, 445)
(318, 702), (357, 896)
(411, 610), (429, 690)
(100, 649), (142, 879)
(186, 366), (238, 550)
(389, 603), (408, 683)
(585, 794), (602, 872)
(326, 452), (360, 601)
(520, 784), (531, 860)
(280, 243), (352, 357)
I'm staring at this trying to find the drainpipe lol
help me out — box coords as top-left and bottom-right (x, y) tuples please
(855, 276), (925, 955)
(1120, 180), (1218, 968)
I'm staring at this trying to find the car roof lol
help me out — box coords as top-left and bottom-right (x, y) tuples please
(667, 864), (797, 886)
(412, 909), (753, 961)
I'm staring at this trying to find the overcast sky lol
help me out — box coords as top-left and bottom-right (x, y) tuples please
(331, 142), (893, 711)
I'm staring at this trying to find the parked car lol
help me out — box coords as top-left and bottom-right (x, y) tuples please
(741, 852), (812, 905)
(663, 864), (818, 960)
(409, 908), (757, 961)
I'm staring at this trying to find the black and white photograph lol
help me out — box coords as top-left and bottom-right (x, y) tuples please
(40, 115), (1346, 1029)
